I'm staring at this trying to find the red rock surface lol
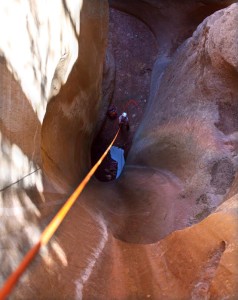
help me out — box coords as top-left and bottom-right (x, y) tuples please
(0, 1), (238, 299)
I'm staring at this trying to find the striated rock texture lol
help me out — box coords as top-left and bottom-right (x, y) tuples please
(0, 0), (108, 293)
(0, 57), (42, 186)
(41, 0), (108, 191)
(129, 3), (238, 225)
(0, 1), (238, 300)
(0, 0), (108, 192)
(12, 187), (238, 299)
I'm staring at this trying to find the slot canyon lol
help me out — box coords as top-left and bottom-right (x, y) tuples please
(0, 0), (238, 299)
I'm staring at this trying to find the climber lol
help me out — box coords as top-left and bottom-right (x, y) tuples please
(119, 112), (130, 131)
(107, 104), (118, 119)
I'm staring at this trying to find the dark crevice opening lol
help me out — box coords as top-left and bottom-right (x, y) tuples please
(90, 7), (158, 181)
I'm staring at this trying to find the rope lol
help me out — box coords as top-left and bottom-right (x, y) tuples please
(0, 168), (41, 192)
(0, 128), (120, 300)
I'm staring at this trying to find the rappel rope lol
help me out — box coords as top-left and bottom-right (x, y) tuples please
(0, 128), (120, 300)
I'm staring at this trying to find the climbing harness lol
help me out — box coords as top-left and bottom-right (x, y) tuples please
(0, 128), (120, 300)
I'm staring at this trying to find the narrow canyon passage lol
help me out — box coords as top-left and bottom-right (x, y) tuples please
(91, 8), (158, 181)
(89, 8), (189, 245)
(0, 1), (238, 299)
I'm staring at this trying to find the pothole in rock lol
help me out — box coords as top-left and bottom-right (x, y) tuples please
(91, 8), (158, 182)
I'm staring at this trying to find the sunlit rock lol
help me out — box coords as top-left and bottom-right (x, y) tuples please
(0, 1), (238, 299)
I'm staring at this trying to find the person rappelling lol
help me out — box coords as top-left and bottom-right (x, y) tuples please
(107, 104), (118, 119)
(119, 112), (130, 131)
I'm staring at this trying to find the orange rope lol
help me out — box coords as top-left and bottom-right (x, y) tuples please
(0, 242), (41, 300)
(0, 128), (120, 300)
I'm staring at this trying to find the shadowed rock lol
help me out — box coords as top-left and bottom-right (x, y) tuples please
(0, 1), (238, 299)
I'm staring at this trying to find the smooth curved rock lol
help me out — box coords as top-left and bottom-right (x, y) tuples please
(0, 1), (238, 300)
(0, 0), (108, 291)
(12, 185), (238, 299)
(41, 0), (108, 191)
(129, 3), (238, 224)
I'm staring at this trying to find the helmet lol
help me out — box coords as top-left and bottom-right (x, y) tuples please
(122, 112), (127, 117)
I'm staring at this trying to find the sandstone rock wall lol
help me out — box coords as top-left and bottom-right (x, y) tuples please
(129, 3), (238, 224)
(0, 0), (108, 193)
(41, 0), (108, 191)
(0, 1), (238, 299)
(0, 0), (108, 291)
